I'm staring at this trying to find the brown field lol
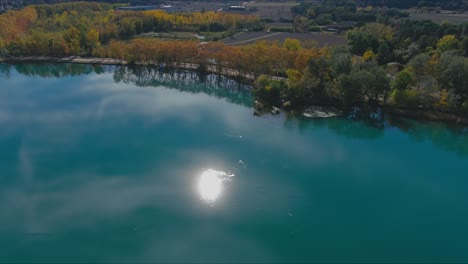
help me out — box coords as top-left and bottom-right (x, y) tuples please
(407, 12), (468, 24)
(223, 32), (348, 47)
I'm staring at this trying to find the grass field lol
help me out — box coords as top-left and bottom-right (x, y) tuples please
(223, 32), (348, 47)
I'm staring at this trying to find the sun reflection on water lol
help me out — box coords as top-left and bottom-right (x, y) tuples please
(198, 169), (234, 203)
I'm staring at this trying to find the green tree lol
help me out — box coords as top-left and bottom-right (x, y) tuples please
(339, 64), (390, 105)
(366, 66), (391, 102)
(308, 56), (332, 96)
(462, 37), (468, 57)
(407, 54), (431, 77)
(436, 53), (466, 95)
(347, 30), (379, 55)
(254, 75), (284, 106)
(417, 35), (436, 50)
(331, 52), (352, 76)
(391, 68), (416, 91)
(390, 89), (420, 107)
(377, 42), (392, 65)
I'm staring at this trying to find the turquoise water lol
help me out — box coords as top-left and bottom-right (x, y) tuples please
(0, 64), (467, 263)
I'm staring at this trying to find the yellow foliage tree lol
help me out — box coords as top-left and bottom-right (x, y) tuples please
(436, 35), (461, 52)
(286, 68), (302, 85)
(283, 38), (301, 51)
(86, 29), (100, 56)
(363, 49), (376, 61)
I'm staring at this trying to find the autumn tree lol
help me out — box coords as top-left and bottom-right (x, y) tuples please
(436, 35), (461, 53)
(64, 26), (81, 55)
(85, 29), (100, 56)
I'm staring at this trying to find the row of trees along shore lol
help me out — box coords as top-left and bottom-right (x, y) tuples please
(0, 2), (467, 117)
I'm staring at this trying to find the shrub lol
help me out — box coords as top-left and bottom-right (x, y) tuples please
(391, 89), (421, 108)
(435, 89), (461, 111)
(308, 26), (321, 32)
(279, 18), (294, 23)
(462, 100), (468, 114)
(269, 27), (294, 33)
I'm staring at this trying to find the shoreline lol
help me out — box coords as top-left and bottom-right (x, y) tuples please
(383, 107), (468, 126)
(1, 56), (260, 81)
(1, 56), (467, 126)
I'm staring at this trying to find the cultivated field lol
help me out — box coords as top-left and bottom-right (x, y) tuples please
(407, 12), (468, 24)
(226, 1), (301, 19)
(223, 32), (348, 47)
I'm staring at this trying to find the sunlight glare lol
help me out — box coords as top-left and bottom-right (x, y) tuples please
(198, 169), (233, 203)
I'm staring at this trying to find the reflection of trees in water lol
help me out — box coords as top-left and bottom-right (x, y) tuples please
(325, 118), (384, 140)
(324, 107), (385, 140)
(0, 63), (11, 79)
(113, 66), (253, 107)
(387, 116), (468, 157)
(283, 108), (467, 157)
(6, 63), (253, 107)
(12, 63), (112, 78)
(283, 107), (385, 140)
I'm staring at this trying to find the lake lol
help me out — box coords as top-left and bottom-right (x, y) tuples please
(0, 63), (467, 263)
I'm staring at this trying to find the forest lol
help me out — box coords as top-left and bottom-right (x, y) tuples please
(0, 2), (467, 118)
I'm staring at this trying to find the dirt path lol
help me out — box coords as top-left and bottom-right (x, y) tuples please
(226, 32), (283, 45)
